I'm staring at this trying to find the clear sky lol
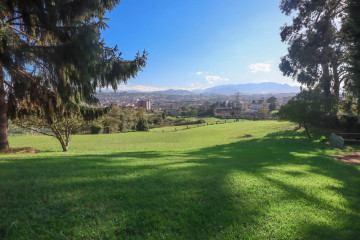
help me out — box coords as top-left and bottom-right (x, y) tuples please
(101, 0), (295, 91)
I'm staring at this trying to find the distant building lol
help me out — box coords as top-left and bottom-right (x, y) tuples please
(137, 100), (151, 110)
(233, 102), (248, 111)
(249, 103), (263, 111)
(180, 100), (202, 106)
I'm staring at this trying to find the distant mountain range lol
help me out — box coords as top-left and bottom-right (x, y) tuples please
(201, 82), (300, 96)
(153, 89), (195, 95)
(99, 82), (300, 96)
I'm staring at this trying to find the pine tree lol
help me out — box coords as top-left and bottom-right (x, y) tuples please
(0, 0), (147, 150)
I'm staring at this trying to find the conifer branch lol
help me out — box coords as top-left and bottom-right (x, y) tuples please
(7, 25), (40, 43)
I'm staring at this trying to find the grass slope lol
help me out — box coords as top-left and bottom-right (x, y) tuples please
(0, 121), (359, 239)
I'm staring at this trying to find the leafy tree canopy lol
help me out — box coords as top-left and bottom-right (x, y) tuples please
(278, 89), (331, 137)
(343, 0), (360, 109)
(279, 0), (347, 97)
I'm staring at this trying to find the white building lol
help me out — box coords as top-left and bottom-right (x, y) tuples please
(137, 100), (151, 110)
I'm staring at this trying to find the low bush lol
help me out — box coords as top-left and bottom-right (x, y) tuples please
(90, 125), (102, 134)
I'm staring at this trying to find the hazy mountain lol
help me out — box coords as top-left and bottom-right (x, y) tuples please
(189, 89), (204, 94)
(153, 89), (195, 95)
(98, 82), (300, 96)
(202, 82), (300, 96)
(97, 89), (143, 93)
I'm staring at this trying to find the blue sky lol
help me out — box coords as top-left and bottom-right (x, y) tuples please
(101, 0), (295, 91)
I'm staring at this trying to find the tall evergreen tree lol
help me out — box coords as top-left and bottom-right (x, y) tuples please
(279, 0), (347, 98)
(0, 0), (147, 150)
(344, 0), (360, 110)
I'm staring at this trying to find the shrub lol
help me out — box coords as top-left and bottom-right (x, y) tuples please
(136, 119), (149, 131)
(319, 114), (340, 130)
(337, 111), (360, 132)
(194, 119), (206, 124)
(90, 125), (102, 134)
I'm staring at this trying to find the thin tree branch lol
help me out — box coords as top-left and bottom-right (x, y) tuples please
(6, 16), (22, 23)
(12, 122), (55, 137)
(7, 25), (40, 43)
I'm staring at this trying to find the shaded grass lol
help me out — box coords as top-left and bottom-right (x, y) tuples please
(0, 121), (359, 239)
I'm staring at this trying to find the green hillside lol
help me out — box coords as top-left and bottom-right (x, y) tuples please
(1, 121), (359, 239)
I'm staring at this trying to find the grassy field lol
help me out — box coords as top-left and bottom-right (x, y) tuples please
(150, 117), (237, 133)
(1, 121), (359, 239)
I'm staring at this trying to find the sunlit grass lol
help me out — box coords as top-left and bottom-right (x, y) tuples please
(1, 121), (359, 239)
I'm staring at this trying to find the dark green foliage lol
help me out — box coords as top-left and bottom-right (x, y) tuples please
(267, 97), (277, 111)
(1, 0), (144, 111)
(343, 0), (360, 109)
(278, 90), (329, 137)
(102, 107), (122, 133)
(100, 107), (155, 133)
(336, 96), (360, 132)
(258, 106), (270, 120)
(280, 90), (360, 133)
(136, 107), (149, 131)
(279, 0), (347, 97)
(136, 118), (149, 132)
(180, 106), (198, 117)
(337, 112), (360, 132)
(268, 103), (276, 111)
(90, 125), (102, 134)
(97, 107), (212, 133)
(197, 105), (216, 117)
(150, 116), (164, 125)
(277, 0), (360, 133)
(266, 96), (277, 104)
(0, 0), (147, 149)
(195, 119), (206, 124)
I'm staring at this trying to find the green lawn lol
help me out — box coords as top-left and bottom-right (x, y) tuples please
(1, 121), (359, 239)
(151, 117), (236, 133)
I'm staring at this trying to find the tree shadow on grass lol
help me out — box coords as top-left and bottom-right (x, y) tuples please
(0, 130), (359, 239)
(183, 130), (360, 239)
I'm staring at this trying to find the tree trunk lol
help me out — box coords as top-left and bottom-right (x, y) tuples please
(320, 16), (332, 98)
(53, 129), (69, 152)
(332, 60), (341, 98)
(61, 141), (69, 152)
(304, 124), (312, 138)
(58, 136), (70, 152)
(0, 78), (9, 151)
(321, 63), (331, 97)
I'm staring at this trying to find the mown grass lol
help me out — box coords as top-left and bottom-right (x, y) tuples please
(150, 117), (238, 133)
(0, 121), (359, 239)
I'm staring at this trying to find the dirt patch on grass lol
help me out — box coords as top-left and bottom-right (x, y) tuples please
(333, 152), (360, 166)
(0, 147), (36, 155)
(237, 134), (253, 139)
